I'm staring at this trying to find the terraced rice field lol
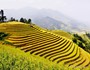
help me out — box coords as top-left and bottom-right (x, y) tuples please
(0, 22), (90, 69)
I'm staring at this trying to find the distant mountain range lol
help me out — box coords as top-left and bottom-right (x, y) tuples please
(4, 7), (90, 33)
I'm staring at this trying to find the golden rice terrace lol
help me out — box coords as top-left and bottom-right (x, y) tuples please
(0, 22), (90, 69)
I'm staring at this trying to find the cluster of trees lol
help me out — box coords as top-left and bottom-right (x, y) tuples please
(9, 17), (31, 24)
(72, 34), (86, 49)
(20, 18), (31, 24)
(73, 33), (90, 53)
(9, 17), (16, 21)
(0, 10), (7, 22)
(0, 10), (32, 24)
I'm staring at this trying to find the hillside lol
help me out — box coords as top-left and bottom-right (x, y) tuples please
(50, 30), (73, 39)
(0, 21), (90, 69)
(1, 44), (76, 70)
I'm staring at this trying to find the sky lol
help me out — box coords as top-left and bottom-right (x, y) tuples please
(0, 0), (90, 25)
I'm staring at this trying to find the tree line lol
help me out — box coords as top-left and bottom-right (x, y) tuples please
(0, 10), (31, 24)
(9, 17), (31, 24)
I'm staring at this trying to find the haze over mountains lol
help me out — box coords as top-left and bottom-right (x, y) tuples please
(4, 7), (90, 33)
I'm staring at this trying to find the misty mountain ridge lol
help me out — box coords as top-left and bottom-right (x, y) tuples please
(33, 16), (86, 33)
(4, 7), (90, 33)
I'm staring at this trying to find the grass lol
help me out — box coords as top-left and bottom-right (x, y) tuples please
(0, 44), (81, 70)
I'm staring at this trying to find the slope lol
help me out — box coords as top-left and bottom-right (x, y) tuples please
(1, 44), (78, 70)
(50, 30), (72, 39)
(0, 21), (90, 69)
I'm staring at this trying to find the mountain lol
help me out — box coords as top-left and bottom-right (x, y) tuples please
(33, 16), (66, 30)
(33, 16), (83, 32)
(4, 7), (90, 33)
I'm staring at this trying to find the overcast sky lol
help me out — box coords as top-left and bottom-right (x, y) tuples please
(0, 0), (90, 25)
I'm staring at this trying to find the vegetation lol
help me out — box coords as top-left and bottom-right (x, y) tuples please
(0, 32), (8, 40)
(72, 34), (86, 49)
(0, 22), (90, 70)
(81, 34), (90, 53)
(0, 44), (83, 70)
(9, 17), (16, 21)
(0, 10), (7, 22)
(72, 33), (90, 53)
(73, 34), (86, 43)
(86, 33), (90, 38)
(27, 19), (31, 23)
(0, 9), (31, 23)
(20, 18), (31, 24)
(20, 18), (25, 23)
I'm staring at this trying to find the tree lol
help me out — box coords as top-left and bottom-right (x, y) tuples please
(73, 34), (86, 43)
(20, 18), (32, 24)
(0, 10), (7, 22)
(10, 17), (15, 21)
(24, 18), (27, 23)
(27, 18), (31, 23)
(72, 38), (77, 43)
(20, 18), (24, 23)
(1, 10), (4, 22)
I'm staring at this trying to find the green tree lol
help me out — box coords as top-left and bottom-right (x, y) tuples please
(78, 42), (85, 49)
(10, 17), (15, 21)
(27, 18), (31, 23)
(0, 10), (7, 22)
(20, 18), (24, 23)
(24, 18), (27, 23)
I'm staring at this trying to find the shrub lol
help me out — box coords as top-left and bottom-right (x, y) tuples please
(86, 44), (90, 49)
(3, 41), (13, 45)
(72, 38), (77, 43)
(73, 34), (86, 43)
(78, 42), (85, 49)
(0, 32), (8, 40)
(86, 33), (90, 38)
